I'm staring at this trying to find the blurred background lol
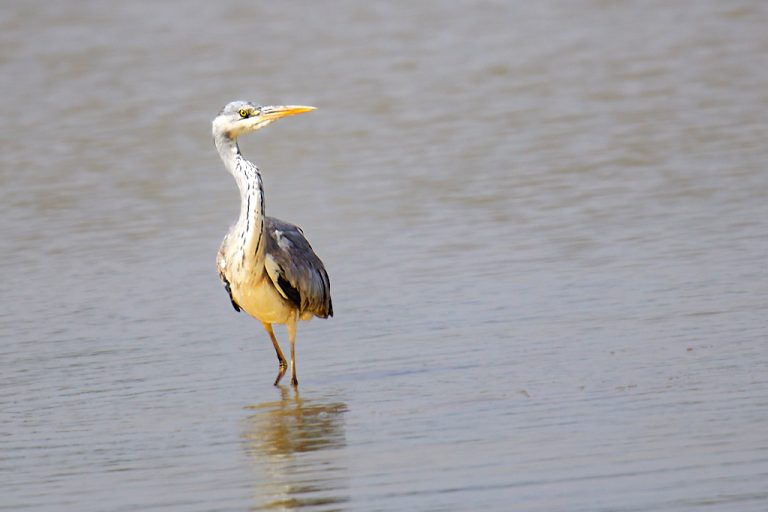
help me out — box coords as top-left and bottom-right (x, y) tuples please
(1, 1), (767, 510)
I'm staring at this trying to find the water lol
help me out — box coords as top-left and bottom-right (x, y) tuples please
(2, 1), (767, 510)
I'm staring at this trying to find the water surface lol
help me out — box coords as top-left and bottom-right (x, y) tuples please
(1, 1), (767, 510)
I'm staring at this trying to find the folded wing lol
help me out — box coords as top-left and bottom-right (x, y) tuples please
(263, 216), (333, 319)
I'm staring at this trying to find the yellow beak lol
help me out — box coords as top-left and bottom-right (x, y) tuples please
(260, 105), (317, 122)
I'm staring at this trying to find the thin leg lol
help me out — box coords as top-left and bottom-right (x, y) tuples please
(262, 322), (287, 386)
(287, 318), (298, 387)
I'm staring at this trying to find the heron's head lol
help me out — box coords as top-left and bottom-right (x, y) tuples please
(212, 100), (316, 140)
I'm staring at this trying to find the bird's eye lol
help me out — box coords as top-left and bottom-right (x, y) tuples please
(238, 108), (249, 118)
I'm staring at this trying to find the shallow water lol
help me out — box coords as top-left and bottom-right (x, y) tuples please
(2, 1), (767, 510)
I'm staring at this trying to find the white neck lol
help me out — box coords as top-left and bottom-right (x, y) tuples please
(215, 134), (266, 262)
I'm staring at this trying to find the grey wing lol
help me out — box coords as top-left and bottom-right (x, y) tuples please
(264, 217), (333, 318)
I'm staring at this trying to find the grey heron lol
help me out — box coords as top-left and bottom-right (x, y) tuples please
(212, 100), (332, 387)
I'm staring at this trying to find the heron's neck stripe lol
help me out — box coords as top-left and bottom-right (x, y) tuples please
(234, 156), (265, 258)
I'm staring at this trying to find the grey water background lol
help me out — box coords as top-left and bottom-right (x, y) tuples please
(1, 1), (767, 510)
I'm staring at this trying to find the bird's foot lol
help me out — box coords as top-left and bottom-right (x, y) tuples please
(273, 362), (288, 386)
(290, 375), (298, 388)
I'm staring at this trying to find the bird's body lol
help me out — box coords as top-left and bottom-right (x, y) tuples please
(217, 216), (332, 324)
(212, 100), (331, 387)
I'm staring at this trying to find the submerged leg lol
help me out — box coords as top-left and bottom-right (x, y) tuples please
(262, 322), (287, 386)
(287, 318), (298, 387)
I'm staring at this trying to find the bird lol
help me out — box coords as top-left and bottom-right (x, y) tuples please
(212, 100), (332, 387)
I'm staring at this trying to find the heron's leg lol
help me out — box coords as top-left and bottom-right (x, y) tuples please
(287, 318), (298, 387)
(262, 322), (287, 386)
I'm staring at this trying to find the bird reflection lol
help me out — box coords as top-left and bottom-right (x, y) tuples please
(242, 386), (348, 510)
